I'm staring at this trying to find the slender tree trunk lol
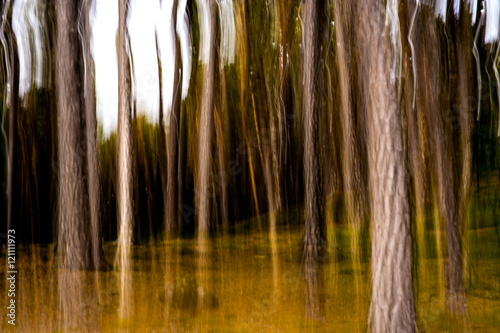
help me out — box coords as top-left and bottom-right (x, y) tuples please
(404, 0), (425, 220)
(117, 0), (133, 248)
(82, 0), (102, 270)
(449, 11), (470, 314)
(196, 0), (217, 238)
(55, 0), (91, 269)
(358, 1), (416, 331)
(117, 0), (133, 252)
(276, 0), (292, 211)
(166, 0), (182, 235)
(215, 105), (229, 228)
(456, 7), (472, 257)
(5, 1), (18, 234)
(155, 31), (168, 237)
(302, 4), (327, 319)
(333, 0), (366, 257)
(116, 0), (133, 321)
(302, 0), (325, 261)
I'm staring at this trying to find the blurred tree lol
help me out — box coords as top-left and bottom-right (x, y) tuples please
(116, 0), (133, 264)
(82, 0), (102, 269)
(357, 0), (415, 331)
(55, 0), (92, 269)
(166, 0), (183, 235)
(196, 0), (217, 238)
(302, 0), (326, 261)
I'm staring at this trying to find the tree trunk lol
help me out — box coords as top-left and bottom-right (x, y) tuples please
(5, 0), (18, 234)
(302, 0), (325, 262)
(449, 10), (471, 315)
(117, 0), (133, 250)
(117, 0), (133, 243)
(358, 1), (416, 331)
(82, 0), (102, 270)
(116, 0), (133, 320)
(333, 0), (366, 256)
(55, 0), (91, 269)
(196, 0), (217, 239)
(166, 0), (182, 235)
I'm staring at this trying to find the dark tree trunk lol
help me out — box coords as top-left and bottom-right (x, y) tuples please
(166, 0), (182, 235)
(302, 0), (325, 262)
(357, 0), (416, 331)
(448, 9), (471, 315)
(333, 0), (366, 255)
(55, 0), (91, 269)
(155, 32), (168, 237)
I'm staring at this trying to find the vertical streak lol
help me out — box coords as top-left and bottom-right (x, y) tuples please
(473, 9), (485, 120)
(116, 0), (133, 321)
(494, 43), (500, 136)
(408, 2), (418, 110)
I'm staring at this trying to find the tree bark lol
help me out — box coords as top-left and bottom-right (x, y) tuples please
(116, 0), (133, 263)
(358, 1), (416, 331)
(55, 0), (91, 269)
(333, 0), (366, 254)
(116, 0), (133, 321)
(196, 0), (217, 239)
(302, 0), (325, 262)
(82, 0), (102, 270)
(4, 0), (18, 234)
(166, 0), (182, 235)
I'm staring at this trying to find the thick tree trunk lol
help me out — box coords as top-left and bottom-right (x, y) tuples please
(55, 0), (92, 269)
(82, 0), (101, 270)
(358, 1), (416, 331)
(302, 0), (325, 262)
(166, 0), (182, 235)
(196, 0), (217, 238)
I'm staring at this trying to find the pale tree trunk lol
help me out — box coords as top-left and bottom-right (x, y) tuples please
(302, 0), (325, 262)
(166, 0), (182, 235)
(358, 1), (416, 331)
(197, 0), (217, 239)
(82, 0), (101, 270)
(116, 0), (133, 321)
(55, 0), (91, 269)
(117, 0), (133, 256)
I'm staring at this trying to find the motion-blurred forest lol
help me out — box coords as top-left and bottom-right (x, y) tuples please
(1, 0), (500, 331)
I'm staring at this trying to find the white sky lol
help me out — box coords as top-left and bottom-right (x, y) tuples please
(10, 0), (235, 138)
(94, 0), (172, 137)
(93, 0), (194, 137)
